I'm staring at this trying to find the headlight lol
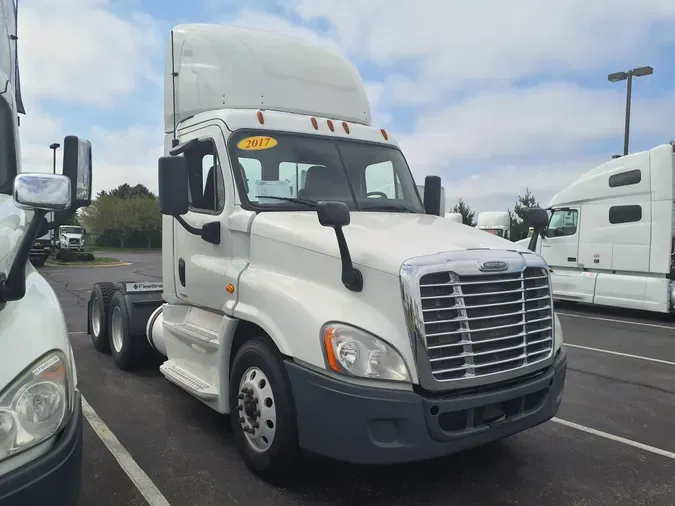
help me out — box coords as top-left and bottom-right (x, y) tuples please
(0, 351), (71, 462)
(321, 323), (410, 382)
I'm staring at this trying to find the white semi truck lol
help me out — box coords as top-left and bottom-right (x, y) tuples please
(57, 225), (86, 251)
(517, 143), (675, 313)
(477, 211), (511, 239)
(0, 0), (93, 503)
(446, 212), (463, 223)
(86, 23), (567, 482)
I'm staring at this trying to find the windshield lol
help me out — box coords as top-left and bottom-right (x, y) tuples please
(62, 226), (82, 234)
(229, 131), (424, 213)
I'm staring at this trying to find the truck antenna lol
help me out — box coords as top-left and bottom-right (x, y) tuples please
(170, 29), (178, 148)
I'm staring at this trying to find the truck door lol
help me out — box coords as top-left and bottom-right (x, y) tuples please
(172, 123), (236, 311)
(540, 207), (580, 269)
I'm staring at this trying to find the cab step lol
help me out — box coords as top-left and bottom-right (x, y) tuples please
(159, 361), (218, 400)
(164, 321), (220, 351)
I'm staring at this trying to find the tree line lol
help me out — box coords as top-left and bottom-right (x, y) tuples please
(450, 188), (540, 241)
(75, 182), (541, 249)
(78, 183), (162, 248)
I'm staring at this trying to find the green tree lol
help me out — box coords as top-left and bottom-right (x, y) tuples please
(509, 188), (540, 241)
(451, 198), (476, 226)
(133, 196), (162, 248)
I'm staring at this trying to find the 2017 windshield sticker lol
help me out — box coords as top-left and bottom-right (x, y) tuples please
(237, 136), (278, 151)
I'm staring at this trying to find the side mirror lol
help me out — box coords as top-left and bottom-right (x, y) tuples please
(317, 200), (350, 228)
(316, 200), (362, 292)
(423, 175), (442, 216)
(522, 207), (549, 252)
(158, 155), (188, 216)
(13, 174), (71, 212)
(523, 207), (549, 229)
(62, 135), (92, 210)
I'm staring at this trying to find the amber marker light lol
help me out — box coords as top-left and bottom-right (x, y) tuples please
(226, 284), (235, 294)
(322, 326), (341, 373)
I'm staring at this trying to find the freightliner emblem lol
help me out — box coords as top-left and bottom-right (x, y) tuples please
(479, 260), (508, 272)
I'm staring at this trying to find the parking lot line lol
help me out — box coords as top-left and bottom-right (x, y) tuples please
(557, 311), (675, 330)
(552, 418), (675, 460)
(564, 343), (675, 366)
(81, 395), (172, 506)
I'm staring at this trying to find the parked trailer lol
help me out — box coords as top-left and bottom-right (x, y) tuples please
(86, 23), (567, 483)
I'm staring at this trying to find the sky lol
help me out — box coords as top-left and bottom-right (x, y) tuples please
(14, 0), (675, 214)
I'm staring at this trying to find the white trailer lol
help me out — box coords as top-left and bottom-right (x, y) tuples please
(445, 212), (463, 223)
(477, 211), (511, 239)
(86, 23), (567, 483)
(518, 144), (675, 313)
(0, 1), (93, 502)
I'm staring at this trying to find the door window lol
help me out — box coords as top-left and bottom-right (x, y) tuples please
(546, 209), (578, 237)
(185, 138), (225, 214)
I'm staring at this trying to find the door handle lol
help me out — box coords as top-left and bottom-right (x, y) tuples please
(178, 257), (186, 287)
(567, 257), (576, 262)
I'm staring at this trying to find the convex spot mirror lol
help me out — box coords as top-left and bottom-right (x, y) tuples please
(62, 135), (93, 210)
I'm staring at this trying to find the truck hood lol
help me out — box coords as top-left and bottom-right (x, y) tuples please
(250, 211), (530, 275)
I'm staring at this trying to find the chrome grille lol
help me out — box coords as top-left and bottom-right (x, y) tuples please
(419, 267), (553, 382)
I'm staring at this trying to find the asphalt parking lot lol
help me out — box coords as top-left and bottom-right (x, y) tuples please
(41, 251), (675, 506)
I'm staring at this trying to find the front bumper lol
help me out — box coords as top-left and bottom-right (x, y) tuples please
(286, 347), (567, 465)
(0, 391), (83, 505)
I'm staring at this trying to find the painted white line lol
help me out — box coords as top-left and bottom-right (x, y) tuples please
(557, 311), (675, 330)
(564, 343), (675, 366)
(552, 418), (675, 460)
(81, 395), (172, 506)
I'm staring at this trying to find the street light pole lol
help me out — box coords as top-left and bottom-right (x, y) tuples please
(608, 66), (653, 156)
(49, 142), (60, 174)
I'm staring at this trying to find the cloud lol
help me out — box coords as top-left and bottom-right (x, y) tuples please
(16, 0), (164, 196)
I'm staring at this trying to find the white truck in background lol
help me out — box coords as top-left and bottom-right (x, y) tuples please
(86, 23), (567, 482)
(477, 211), (511, 239)
(0, 0), (94, 503)
(518, 143), (675, 313)
(445, 212), (463, 223)
(57, 225), (86, 251)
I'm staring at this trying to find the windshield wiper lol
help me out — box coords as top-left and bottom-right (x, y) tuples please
(254, 195), (318, 208)
(361, 203), (417, 213)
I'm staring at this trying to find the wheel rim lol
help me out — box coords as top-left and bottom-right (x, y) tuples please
(111, 306), (123, 353)
(91, 296), (101, 336)
(237, 367), (276, 453)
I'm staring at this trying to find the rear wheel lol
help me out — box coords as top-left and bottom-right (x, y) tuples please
(88, 282), (116, 353)
(108, 291), (153, 370)
(229, 338), (302, 484)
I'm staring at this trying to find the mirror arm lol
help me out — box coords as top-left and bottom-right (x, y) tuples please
(174, 215), (220, 245)
(333, 227), (363, 292)
(0, 209), (47, 303)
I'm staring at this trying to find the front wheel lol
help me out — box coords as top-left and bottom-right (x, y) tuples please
(229, 338), (301, 483)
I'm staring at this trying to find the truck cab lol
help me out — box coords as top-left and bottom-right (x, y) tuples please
(58, 225), (85, 251)
(445, 212), (463, 223)
(518, 144), (675, 313)
(29, 212), (53, 267)
(0, 2), (94, 503)
(477, 211), (511, 239)
(86, 23), (567, 483)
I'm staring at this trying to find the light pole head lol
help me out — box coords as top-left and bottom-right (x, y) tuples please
(608, 71), (628, 82)
(632, 66), (653, 77)
(49, 142), (61, 150)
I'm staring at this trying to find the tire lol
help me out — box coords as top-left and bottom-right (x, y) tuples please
(229, 338), (301, 484)
(30, 255), (46, 267)
(108, 291), (153, 370)
(88, 282), (116, 353)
